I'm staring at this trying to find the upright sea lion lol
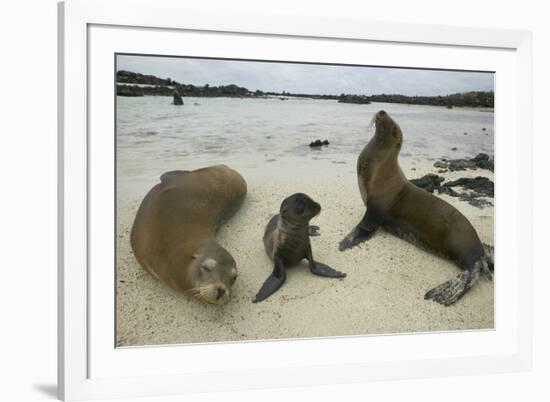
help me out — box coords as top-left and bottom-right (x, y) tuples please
(253, 193), (346, 303)
(339, 111), (493, 306)
(130, 165), (247, 305)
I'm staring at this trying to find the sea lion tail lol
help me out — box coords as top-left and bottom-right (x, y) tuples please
(160, 170), (188, 183)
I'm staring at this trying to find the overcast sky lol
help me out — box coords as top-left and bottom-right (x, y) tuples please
(117, 55), (494, 96)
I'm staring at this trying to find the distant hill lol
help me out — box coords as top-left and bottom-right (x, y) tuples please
(116, 70), (494, 108)
(116, 70), (252, 98)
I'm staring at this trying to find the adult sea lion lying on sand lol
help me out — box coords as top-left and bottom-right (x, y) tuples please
(130, 165), (247, 305)
(339, 111), (493, 306)
(253, 193), (346, 303)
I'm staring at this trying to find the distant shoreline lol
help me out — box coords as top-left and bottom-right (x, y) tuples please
(116, 86), (494, 112)
(116, 70), (495, 108)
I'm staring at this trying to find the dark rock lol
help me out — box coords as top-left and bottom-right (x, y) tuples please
(173, 90), (183, 105)
(309, 139), (330, 147)
(440, 176), (494, 197)
(451, 147), (457, 151)
(463, 198), (493, 208)
(410, 174), (445, 193)
(412, 173), (494, 208)
(434, 153), (494, 172)
(437, 176), (494, 208)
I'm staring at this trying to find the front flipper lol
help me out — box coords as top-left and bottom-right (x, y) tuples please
(424, 261), (481, 306)
(252, 257), (286, 303)
(308, 225), (320, 237)
(339, 208), (380, 251)
(307, 246), (346, 278)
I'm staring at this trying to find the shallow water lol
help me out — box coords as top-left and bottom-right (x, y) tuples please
(116, 96), (494, 183)
(115, 96), (495, 345)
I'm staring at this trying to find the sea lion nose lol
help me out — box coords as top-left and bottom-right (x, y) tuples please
(216, 287), (226, 299)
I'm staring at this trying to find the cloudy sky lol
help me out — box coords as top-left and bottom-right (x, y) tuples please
(117, 55), (493, 96)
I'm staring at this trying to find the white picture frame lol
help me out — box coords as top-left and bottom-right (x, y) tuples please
(58, 0), (533, 400)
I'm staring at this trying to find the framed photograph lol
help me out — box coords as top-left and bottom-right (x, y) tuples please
(58, 0), (533, 400)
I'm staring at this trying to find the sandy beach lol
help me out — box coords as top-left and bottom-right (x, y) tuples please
(116, 157), (494, 347)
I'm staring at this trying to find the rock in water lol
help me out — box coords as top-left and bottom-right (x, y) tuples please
(309, 139), (330, 147)
(173, 90), (183, 105)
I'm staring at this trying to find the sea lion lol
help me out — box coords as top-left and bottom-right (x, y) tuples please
(130, 165), (247, 305)
(339, 110), (493, 306)
(253, 193), (346, 303)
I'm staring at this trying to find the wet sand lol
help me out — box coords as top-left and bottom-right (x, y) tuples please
(116, 161), (494, 347)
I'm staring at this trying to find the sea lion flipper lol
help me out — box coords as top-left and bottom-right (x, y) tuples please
(424, 261), (482, 306)
(306, 247), (346, 278)
(339, 208), (380, 251)
(309, 261), (346, 278)
(308, 225), (321, 237)
(252, 258), (286, 303)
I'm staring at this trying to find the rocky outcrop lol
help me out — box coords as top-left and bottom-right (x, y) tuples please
(411, 174), (494, 208)
(433, 153), (494, 172)
(409, 174), (445, 193)
(173, 90), (183, 105)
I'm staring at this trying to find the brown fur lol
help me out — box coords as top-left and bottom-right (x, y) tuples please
(342, 111), (491, 305)
(130, 165), (247, 301)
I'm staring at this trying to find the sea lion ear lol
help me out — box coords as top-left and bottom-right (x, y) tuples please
(191, 253), (199, 260)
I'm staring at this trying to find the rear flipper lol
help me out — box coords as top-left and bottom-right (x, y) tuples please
(252, 258), (286, 303)
(309, 225), (321, 237)
(482, 243), (494, 278)
(424, 260), (484, 306)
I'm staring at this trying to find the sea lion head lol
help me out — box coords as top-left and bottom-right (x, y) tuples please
(280, 193), (321, 224)
(187, 241), (238, 305)
(373, 110), (403, 151)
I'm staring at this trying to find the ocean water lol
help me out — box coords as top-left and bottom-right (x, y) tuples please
(116, 96), (494, 182)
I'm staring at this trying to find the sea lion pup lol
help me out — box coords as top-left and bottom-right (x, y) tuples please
(339, 111), (493, 306)
(130, 165), (247, 305)
(253, 193), (346, 303)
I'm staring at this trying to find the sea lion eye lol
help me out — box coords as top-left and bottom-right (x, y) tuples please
(200, 265), (211, 273)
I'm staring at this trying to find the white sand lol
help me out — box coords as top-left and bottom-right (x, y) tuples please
(116, 161), (494, 347)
